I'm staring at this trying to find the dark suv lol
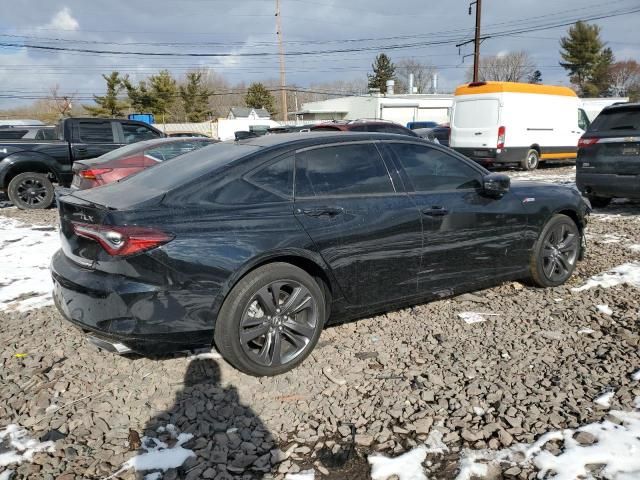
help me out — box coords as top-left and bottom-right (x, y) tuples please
(310, 120), (420, 137)
(577, 103), (640, 207)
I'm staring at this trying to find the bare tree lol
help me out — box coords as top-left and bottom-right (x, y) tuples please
(49, 84), (76, 118)
(609, 60), (640, 98)
(468, 51), (536, 83)
(395, 58), (436, 93)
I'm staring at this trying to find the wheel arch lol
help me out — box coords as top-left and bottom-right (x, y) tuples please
(2, 154), (61, 189)
(528, 144), (541, 154)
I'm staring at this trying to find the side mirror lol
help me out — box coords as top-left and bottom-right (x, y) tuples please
(482, 173), (510, 197)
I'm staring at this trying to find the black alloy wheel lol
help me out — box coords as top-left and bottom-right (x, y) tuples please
(7, 172), (55, 210)
(530, 214), (580, 287)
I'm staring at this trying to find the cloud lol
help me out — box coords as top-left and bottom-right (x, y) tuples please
(45, 7), (79, 31)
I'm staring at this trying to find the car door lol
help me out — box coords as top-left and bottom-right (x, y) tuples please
(293, 141), (423, 307)
(384, 141), (529, 294)
(71, 120), (122, 161)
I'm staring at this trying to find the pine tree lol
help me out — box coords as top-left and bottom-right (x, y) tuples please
(84, 72), (129, 117)
(528, 70), (543, 84)
(368, 53), (396, 94)
(244, 83), (276, 115)
(180, 72), (213, 122)
(560, 21), (613, 96)
(125, 70), (178, 121)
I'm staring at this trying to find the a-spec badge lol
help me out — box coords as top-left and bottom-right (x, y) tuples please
(522, 197), (536, 204)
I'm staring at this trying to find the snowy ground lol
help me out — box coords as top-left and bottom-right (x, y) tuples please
(1, 166), (640, 479)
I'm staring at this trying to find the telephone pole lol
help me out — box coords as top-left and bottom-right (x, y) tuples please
(472, 0), (482, 82)
(275, 0), (288, 122)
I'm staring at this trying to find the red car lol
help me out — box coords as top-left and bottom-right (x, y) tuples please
(71, 137), (218, 189)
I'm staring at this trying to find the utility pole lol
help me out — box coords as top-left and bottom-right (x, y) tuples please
(275, 0), (288, 122)
(472, 0), (482, 82)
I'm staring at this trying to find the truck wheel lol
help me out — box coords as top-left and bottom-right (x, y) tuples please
(7, 173), (55, 210)
(521, 149), (540, 171)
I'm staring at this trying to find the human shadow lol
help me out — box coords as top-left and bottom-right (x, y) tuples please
(134, 358), (276, 479)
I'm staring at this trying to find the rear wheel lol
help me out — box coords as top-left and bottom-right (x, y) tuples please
(7, 172), (55, 210)
(529, 214), (580, 287)
(521, 149), (540, 171)
(214, 263), (325, 376)
(587, 195), (612, 208)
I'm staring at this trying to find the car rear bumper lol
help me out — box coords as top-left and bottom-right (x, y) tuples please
(453, 147), (526, 165)
(576, 172), (640, 199)
(51, 249), (214, 356)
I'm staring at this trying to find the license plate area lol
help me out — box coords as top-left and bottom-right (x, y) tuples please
(622, 145), (639, 156)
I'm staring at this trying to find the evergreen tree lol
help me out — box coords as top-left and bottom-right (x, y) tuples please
(368, 53), (396, 94)
(84, 72), (129, 117)
(180, 72), (212, 122)
(528, 70), (543, 84)
(125, 70), (178, 121)
(244, 83), (276, 115)
(560, 21), (613, 96)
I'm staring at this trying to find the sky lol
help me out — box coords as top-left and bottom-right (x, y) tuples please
(0, 0), (639, 109)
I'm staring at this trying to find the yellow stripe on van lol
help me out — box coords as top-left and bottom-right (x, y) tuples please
(455, 82), (577, 98)
(540, 152), (577, 160)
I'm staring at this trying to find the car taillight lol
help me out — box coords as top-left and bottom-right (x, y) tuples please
(578, 137), (599, 148)
(497, 126), (506, 150)
(71, 222), (174, 256)
(79, 168), (113, 180)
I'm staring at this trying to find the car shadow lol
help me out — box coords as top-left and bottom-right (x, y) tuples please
(134, 358), (276, 479)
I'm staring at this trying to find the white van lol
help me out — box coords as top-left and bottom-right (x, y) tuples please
(450, 82), (591, 170)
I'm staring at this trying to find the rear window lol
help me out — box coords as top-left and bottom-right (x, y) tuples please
(588, 107), (640, 132)
(453, 99), (499, 128)
(78, 121), (114, 143)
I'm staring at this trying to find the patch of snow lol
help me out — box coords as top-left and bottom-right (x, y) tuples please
(572, 262), (640, 291)
(596, 304), (613, 315)
(0, 218), (59, 311)
(598, 234), (622, 244)
(0, 424), (55, 467)
(0, 470), (14, 480)
(458, 312), (499, 324)
(44, 404), (58, 413)
(425, 429), (448, 454)
(109, 426), (195, 479)
(285, 470), (315, 480)
(630, 244), (640, 252)
(472, 406), (485, 416)
(578, 328), (595, 334)
(143, 473), (162, 480)
(632, 370), (640, 381)
(594, 391), (615, 407)
(369, 446), (428, 480)
(189, 350), (222, 360)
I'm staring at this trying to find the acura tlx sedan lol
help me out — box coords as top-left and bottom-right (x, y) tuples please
(51, 132), (590, 376)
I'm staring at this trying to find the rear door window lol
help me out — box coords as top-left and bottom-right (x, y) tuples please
(295, 143), (394, 197)
(453, 99), (499, 128)
(78, 121), (115, 143)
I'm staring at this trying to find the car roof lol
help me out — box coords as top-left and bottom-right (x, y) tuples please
(601, 102), (639, 112)
(234, 131), (427, 148)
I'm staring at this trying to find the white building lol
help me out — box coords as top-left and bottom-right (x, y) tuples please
(295, 93), (453, 126)
(227, 107), (271, 120)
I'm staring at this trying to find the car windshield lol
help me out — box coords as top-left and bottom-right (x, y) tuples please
(588, 107), (640, 132)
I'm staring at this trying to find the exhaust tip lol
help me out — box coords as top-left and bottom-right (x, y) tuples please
(87, 335), (132, 354)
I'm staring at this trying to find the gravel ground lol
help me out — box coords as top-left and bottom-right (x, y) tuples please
(1, 165), (640, 480)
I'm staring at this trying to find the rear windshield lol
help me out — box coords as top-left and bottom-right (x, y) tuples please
(453, 99), (499, 128)
(588, 107), (640, 132)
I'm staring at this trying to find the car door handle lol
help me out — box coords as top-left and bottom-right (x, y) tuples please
(302, 206), (344, 217)
(422, 206), (449, 216)
(76, 147), (87, 154)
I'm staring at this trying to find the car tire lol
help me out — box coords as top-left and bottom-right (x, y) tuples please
(587, 195), (612, 208)
(214, 262), (326, 376)
(529, 214), (581, 288)
(7, 172), (55, 210)
(521, 149), (540, 171)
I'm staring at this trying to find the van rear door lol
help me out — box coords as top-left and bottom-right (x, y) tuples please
(450, 98), (500, 149)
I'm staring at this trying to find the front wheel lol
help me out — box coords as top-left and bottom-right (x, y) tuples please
(7, 172), (55, 209)
(529, 214), (581, 287)
(214, 263), (325, 376)
(521, 149), (540, 171)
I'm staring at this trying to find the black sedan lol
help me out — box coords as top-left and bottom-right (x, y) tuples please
(52, 133), (589, 376)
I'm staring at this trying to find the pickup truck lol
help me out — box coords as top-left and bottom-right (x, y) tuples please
(0, 117), (164, 209)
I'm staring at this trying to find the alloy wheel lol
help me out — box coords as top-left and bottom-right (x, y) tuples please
(16, 177), (48, 207)
(541, 223), (579, 282)
(239, 280), (319, 367)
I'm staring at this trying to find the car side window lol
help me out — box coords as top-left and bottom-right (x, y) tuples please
(384, 125), (412, 136)
(296, 143), (394, 197)
(389, 143), (482, 192)
(145, 142), (207, 162)
(122, 123), (161, 144)
(578, 109), (590, 131)
(349, 124), (369, 132)
(247, 155), (294, 199)
(78, 121), (114, 143)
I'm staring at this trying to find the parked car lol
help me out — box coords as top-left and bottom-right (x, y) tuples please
(267, 125), (314, 134)
(52, 132), (589, 376)
(0, 126), (56, 140)
(310, 120), (420, 137)
(450, 81), (591, 170)
(413, 125), (451, 146)
(407, 121), (439, 130)
(0, 118), (164, 209)
(71, 137), (218, 190)
(576, 102), (640, 207)
(167, 132), (211, 138)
